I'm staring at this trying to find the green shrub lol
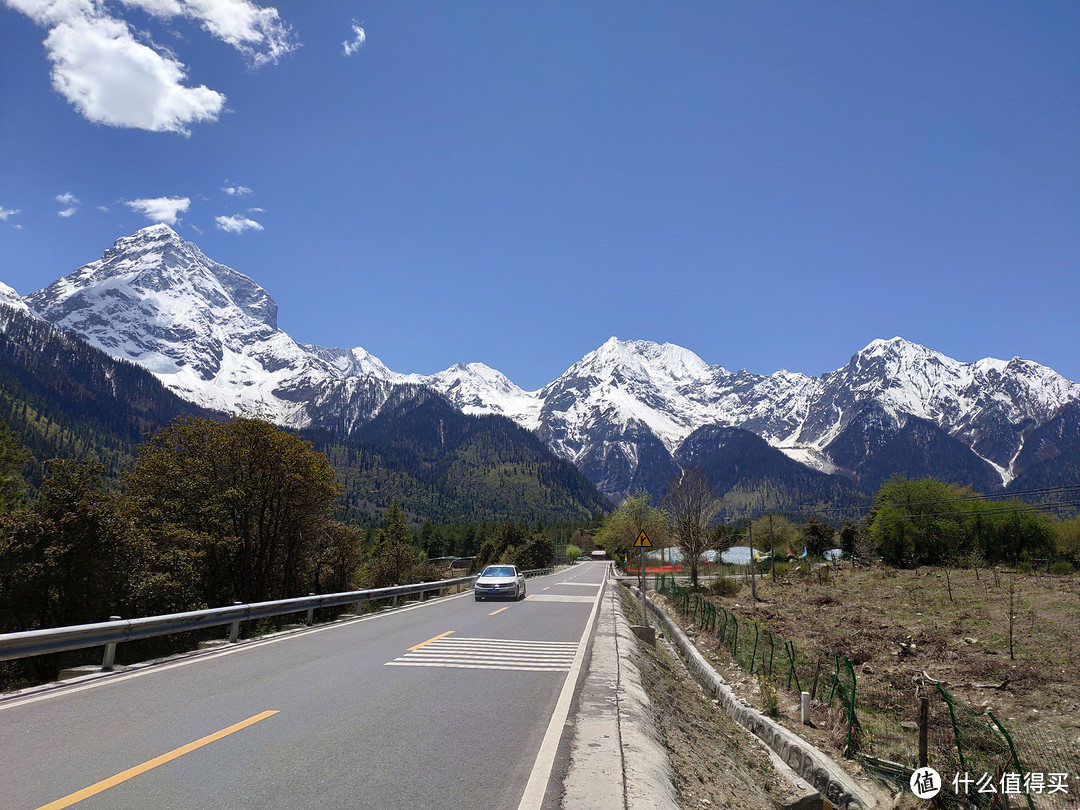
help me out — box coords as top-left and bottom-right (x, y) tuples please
(1016, 560), (1034, 575)
(759, 677), (780, 718)
(1048, 561), (1074, 576)
(711, 576), (740, 597)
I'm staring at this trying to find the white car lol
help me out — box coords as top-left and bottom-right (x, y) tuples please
(473, 565), (526, 601)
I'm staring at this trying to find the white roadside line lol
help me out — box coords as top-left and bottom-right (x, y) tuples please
(0, 568), (578, 712)
(0, 585), (480, 713)
(516, 567), (608, 810)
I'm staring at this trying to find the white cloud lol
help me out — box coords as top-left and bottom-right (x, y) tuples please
(223, 184), (253, 196)
(5, 0), (296, 133)
(342, 20), (365, 56)
(216, 213), (263, 233)
(0, 205), (20, 221)
(126, 195), (190, 223)
(121, 0), (297, 67)
(56, 191), (80, 217)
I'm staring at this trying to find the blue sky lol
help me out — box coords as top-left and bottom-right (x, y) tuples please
(2, 2), (1078, 390)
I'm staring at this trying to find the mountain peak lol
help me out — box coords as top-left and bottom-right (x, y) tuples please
(136, 222), (179, 238)
(587, 337), (709, 380)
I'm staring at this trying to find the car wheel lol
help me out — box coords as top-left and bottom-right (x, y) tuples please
(475, 595), (481, 601)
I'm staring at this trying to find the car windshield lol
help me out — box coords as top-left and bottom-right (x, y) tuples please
(482, 566), (515, 578)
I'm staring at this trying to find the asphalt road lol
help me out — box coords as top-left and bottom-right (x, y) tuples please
(0, 562), (609, 810)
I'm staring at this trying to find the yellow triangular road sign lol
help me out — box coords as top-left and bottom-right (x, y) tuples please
(634, 530), (652, 548)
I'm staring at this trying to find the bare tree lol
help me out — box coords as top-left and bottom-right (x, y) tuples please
(662, 466), (718, 588)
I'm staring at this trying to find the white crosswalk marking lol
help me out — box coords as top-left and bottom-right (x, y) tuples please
(386, 637), (579, 672)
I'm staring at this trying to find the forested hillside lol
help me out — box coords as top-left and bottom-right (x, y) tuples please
(306, 386), (612, 526)
(0, 306), (217, 487)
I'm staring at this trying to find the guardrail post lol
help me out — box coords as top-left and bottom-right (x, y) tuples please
(229, 602), (242, 643)
(101, 616), (120, 670)
(418, 587), (425, 603)
(306, 594), (315, 626)
(392, 586), (398, 608)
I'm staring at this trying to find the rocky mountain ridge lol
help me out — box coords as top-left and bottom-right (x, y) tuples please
(16, 225), (1080, 501)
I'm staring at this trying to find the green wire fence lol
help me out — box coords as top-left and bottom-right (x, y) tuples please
(652, 574), (1080, 808)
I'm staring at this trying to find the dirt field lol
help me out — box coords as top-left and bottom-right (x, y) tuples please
(696, 564), (1080, 741)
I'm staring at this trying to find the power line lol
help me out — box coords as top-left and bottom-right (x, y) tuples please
(878, 484), (1080, 511)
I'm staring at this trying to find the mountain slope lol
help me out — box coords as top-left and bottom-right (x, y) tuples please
(16, 225), (1080, 505)
(309, 386), (611, 525)
(676, 425), (868, 519)
(0, 302), (219, 485)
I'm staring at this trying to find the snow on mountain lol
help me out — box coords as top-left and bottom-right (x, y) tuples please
(524, 335), (1080, 490)
(13, 225), (1080, 494)
(25, 224), (397, 426)
(405, 362), (542, 429)
(0, 281), (31, 314)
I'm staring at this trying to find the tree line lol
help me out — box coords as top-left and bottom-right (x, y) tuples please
(597, 469), (1080, 586)
(0, 416), (569, 688)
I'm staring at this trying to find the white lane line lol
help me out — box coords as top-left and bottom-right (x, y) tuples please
(556, 583), (603, 588)
(517, 570), (608, 810)
(521, 594), (597, 603)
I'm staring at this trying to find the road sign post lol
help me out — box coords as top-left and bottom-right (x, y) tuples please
(634, 530), (653, 627)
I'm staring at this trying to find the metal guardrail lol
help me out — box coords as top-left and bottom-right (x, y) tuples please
(0, 567), (552, 667)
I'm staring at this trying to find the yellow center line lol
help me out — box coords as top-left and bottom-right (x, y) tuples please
(488, 607), (509, 615)
(35, 710), (279, 810)
(407, 630), (454, 651)
(542, 586), (550, 590)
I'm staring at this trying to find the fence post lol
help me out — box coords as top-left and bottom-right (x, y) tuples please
(986, 711), (1037, 810)
(918, 697), (929, 768)
(801, 691), (811, 725)
(786, 640), (802, 694)
(935, 683), (968, 779)
(229, 602), (242, 643)
(843, 657), (857, 758)
(764, 629), (774, 679)
(101, 616), (121, 670)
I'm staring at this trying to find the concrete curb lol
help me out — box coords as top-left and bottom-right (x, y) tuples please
(562, 582), (680, 810)
(636, 584), (882, 810)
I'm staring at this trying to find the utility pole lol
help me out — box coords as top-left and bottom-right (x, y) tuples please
(749, 522), (756, 600)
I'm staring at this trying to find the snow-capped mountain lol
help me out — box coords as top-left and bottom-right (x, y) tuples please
(530, 335), (1080, 496)
(26, 224), (381, 425)
(15, 225), (1080, 501)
